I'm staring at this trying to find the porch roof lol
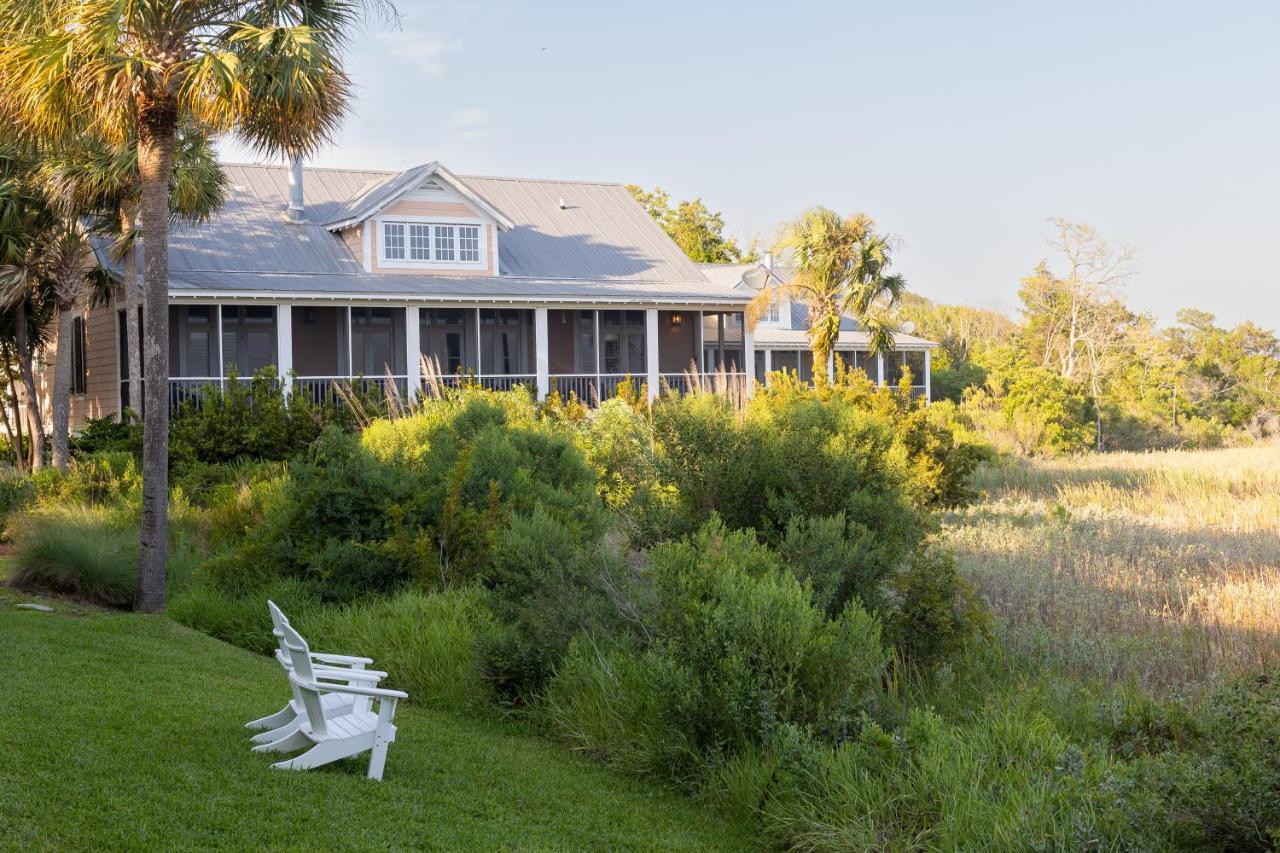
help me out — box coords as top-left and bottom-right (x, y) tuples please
(753, 327), (936, 349)
(165, 269), (752, 306)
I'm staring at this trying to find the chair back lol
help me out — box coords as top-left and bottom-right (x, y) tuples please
(280, 623), (328, 738)
(267, 601), (292, 667)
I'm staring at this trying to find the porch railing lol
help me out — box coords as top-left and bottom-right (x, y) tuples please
(292, 376), (409, 406)
(658, 372), (749, 395)
(551, 374), (636, 403)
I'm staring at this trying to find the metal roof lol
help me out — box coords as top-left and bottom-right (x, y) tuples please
(166, 269), (750, 305)
(461, 175), (707, 282)
(754, 327), (936, 349)
(158, 163), (712, 290)
(322, 162), (514, 231)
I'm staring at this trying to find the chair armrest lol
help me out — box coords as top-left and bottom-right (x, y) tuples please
(313, 666), (387, 683)
(291, 673), (408, 700)
(311, 652), (374, 666)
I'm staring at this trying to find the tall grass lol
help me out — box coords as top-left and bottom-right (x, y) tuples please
(8, 505), (202, 608)
(946, 446), (1280, 695)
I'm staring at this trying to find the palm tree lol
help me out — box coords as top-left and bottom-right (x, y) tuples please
(0, 0), (388, 611)
(0, 145), (53, 470)
(41, 129), (226, 413)
(762, 208), (908, 384)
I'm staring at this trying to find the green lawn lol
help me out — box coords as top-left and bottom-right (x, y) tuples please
(0, 589), (752, 850)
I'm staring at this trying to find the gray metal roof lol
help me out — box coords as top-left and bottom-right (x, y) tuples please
(323, 162), (514, 231)
(166, 269), (750, 305)
(754, 327), (936, 349)
(461, 175), (706, 282)
(157, 163), (712, 291)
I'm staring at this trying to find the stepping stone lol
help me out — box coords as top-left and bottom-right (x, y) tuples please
(15, 603), (53, 612)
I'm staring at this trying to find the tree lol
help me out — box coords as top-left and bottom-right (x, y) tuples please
(1018, 220), (1135, 449)
(0, 145), (54, 470)
(767, 208), (907, 382)
(41, 129), (226, 413)
(0, 0), (389, 612)
(626, 185), (754, 264)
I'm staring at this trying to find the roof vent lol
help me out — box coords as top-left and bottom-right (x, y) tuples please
(558, 197), (567, 210)
(285, 156), (305, 223)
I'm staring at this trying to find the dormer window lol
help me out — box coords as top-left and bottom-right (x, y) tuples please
(764, 299), (781, 324)
(380, 219), (486, 268)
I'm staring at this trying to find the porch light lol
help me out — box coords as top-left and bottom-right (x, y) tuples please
(670, 313), (683, 327)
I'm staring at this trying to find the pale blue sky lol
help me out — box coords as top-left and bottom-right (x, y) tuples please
(223, 1), (1280, 327)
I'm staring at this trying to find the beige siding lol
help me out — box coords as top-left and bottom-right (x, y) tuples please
(39, 301), (120, 430)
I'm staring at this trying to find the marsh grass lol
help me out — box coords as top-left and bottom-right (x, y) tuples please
(946, 446), (1280, 695)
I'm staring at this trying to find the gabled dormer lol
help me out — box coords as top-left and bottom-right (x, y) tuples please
(325, 162), (513, 277)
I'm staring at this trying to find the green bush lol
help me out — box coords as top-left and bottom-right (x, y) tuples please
(213, 394), (604, 603)
(169, 368), (349, 466)
(544, 520), (888, 779)
(71, 413), (141, 457)
(1104, 673), (1280, 851)
(881, 547), (991, 669)
(483, 505), (629, 700)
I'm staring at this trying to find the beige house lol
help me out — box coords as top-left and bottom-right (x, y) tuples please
(55, 160), (934, 426)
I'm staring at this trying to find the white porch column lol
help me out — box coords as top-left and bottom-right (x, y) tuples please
(743, 317), (755, 398)
(474, 308), (483, 378)
(345, 306), (354, 377)
(535, 307), (550, 399)
(827, 351), (835, 383)
(644, 308), (659, 402)
(277, 304), (293, 397)
(695, 311), (704, 373)
(763, 348), (772, 388)
(876, 352), (885, 386)
(923, 348), (932, 404)
(404, 305), (420, 401)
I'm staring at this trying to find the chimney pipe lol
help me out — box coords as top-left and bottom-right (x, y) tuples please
(762, 251), (773, 270)
(285, 156), (305, 223)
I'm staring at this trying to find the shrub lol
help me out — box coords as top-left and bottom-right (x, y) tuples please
(0, 474), (36, 531)
(71, 413), (141, 457)
(649, 521), (886, 749)
(168, 368), (348, 465)
(881, 547), (991, 669)
(30, 451), (142, 506)
(214, 394), (605, 603)
(1105, 673), (1280, 851)
(483, 505), (627, 700)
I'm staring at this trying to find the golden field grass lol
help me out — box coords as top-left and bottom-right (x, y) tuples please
(943, 446), (1280, 695)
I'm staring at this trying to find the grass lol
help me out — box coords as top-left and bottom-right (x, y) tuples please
(944, 445), (1280, 696)
(0, 588), (753, 851)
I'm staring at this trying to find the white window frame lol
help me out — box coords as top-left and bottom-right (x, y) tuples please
(377, 215), (489, 270)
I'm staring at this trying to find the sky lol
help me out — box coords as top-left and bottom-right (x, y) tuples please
(222, 0), (1280, 328)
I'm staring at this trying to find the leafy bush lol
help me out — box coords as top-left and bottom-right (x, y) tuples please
(71, 413), (141, 457)
(881, 547), (991, 669)
(169, 368), (349, 466)
(544, 521), (886, 779)
(1104, 673), (1280, 851)
(213, 394), (604, 602)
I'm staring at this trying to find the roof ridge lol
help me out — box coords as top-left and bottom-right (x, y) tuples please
(459, 174), (624, 188)
(220, 161), (396, 176)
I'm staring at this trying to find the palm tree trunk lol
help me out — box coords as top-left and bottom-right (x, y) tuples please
(120, 205), (142, 412)
(13, 301), (45, 471)
(135, 113), (176, 614)
(50, 299), (74, 470)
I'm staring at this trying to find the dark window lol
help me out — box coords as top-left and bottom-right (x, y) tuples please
(71, 315), (87, 394)
(421, 308), (471, 374)
(350, 306), (403, 376)
(221, 305), (276, 377)
(479, 308), (533, 375)
(599, 309), (645, 374)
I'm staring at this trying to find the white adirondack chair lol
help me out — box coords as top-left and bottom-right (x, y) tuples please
(253, 622), (407, 781)
(245, 601), (386, 743)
